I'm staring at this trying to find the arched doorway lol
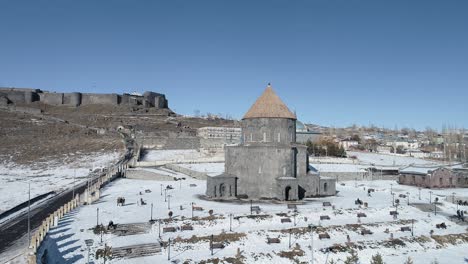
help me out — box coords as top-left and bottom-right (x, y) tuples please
(219, 183), (226, 197)
(285, 186), (292, 201)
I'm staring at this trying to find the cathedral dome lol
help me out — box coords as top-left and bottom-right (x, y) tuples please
(243, 84), (296, 120)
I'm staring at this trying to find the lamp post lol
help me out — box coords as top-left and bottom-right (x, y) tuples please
(150, 203), (153, 221)
(308, 224), (314, 264)
(164, 188), (167, 202)
(96, 208), (99, 226)
(429, 191), (433, 204)
(191, 202), (194, 219)
(406, 192), (410, 205)
(167, 195), (172, 210)
(390, 184), (393, 194)
(418, 187), (421, 200)
(452, 192), (456, 203)
(27, 180), (31, 245)
(392, 193), (395, 207)
(411, 219), (414, 236)
(160, 184), (163, 196)
(229, 213), (233, 232)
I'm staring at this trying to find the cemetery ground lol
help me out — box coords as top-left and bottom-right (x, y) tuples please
(37, 170), (468, 264)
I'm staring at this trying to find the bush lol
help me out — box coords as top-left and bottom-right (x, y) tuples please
(370, 253), (384, 264)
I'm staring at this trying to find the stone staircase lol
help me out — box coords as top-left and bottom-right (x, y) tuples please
(109, 222), (152, 236)
(111, 243), (162, 259)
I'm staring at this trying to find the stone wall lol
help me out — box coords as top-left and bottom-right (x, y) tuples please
(0, 87), (169, 109)
(242, 118), (296, 145)
(41, 92), (63, 105)
(126, 169), (175, 181)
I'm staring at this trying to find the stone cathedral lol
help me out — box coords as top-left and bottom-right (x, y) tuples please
(206, 85), (336, 201)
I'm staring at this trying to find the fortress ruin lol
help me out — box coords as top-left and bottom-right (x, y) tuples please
(0, 87), (168, 109)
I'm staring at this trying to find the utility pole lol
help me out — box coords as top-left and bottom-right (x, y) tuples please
(210, 235), (214, 255)
(168, 238), (171, 260)
(72, 169), (76, 199)
(191, 202), (194, 219)
(411, 219), (414, 236)
(150, 203), (153, 221)
(27, 180), (31, 245)
(309, 225), (314, 264)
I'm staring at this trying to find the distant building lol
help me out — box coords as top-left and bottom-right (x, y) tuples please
(399, 167), (468, 188)
(295, 120), (322, 143)
(206, 85), (336, 200)
(197, 127), (242, 156)
(340, 139), (359, 150)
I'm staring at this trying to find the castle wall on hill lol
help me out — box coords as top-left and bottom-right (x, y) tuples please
(81, 93), (119, 105)
(0, 87), (169, 109)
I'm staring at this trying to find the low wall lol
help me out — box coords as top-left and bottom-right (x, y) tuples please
(126, 169), (175, 181)
(319, 172), (397, 182)
(136, 156), (224, 167)
(164, 164), (208, 180)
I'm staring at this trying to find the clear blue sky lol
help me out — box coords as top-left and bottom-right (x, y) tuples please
(1, 0), (467, 130)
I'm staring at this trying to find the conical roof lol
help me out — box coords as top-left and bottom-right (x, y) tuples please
(243, 85), (297, 120)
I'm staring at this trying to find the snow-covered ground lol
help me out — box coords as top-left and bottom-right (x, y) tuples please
(39, 172), (468, 264)
(0, 152), (121, 213)
(346, 151), (440, 167)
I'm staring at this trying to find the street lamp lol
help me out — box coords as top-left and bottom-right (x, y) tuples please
(167, 195), (172, 209)
(406, 192), (410, 205)
(308, 224), (314, 264)
(85, 239), (94, 264)
(418, 187), (421, 200)
(392, 193), (395, 207)
(429, 191), (433, 204)
(390, 184), (393, 194)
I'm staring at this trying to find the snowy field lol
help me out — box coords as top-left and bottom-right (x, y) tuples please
(346, 151), (440, 167)
(0, 152), (121, 213)
(39, 173), (468, 264)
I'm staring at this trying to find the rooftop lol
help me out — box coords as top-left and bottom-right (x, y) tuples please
(243, 84), (296, 120)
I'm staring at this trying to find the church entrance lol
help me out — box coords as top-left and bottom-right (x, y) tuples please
(219, 183), (226, 197)
(285, 186), (292, 201)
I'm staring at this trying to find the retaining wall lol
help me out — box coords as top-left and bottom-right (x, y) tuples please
(164, 163), (208, 180)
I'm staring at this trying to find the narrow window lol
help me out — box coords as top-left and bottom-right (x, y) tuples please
(278, 133), (281, 142)
(259, 166), (262, 174)
(250, 133), (253, 142)
(263, 132), (266, 142)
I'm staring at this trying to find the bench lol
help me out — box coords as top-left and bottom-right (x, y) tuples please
(181, 225), (193, 231)
(323, 202), (332, 207)
(361, 229), (373, 235)
(319, 233), (330, 239)
(267, 238), (281, 244)
(287, 204), (297, 210)
(251, 206), (261, 214)
(400, 226), (411, 232)
(193, 206), (203, 211)
(163, 227), (176, 233)
(320, 215), (330, 220)
(211, 243), (225, 249)
(357, 213), (367, 218)
(281, 218), (292, 223)
(389, 211), (398, 216)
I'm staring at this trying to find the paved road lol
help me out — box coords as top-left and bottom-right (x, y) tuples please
(0, 131), (136, 259)
(0, 180), (89, 255)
